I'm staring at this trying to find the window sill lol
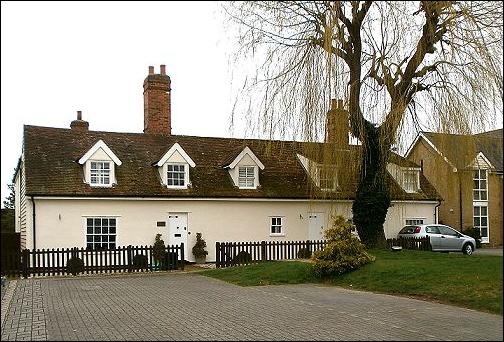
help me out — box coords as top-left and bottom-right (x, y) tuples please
(269, 233), (285, 237)
(89, 184), (113, 188)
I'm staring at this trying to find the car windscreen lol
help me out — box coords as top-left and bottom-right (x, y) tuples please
(399, 226), (417, 234)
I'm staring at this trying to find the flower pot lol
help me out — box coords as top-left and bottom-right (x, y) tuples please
(195, 257), (206, 264)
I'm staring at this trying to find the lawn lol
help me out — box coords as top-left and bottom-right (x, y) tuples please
(201, 249), (503, 315)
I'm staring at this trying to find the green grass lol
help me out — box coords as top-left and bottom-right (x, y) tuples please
(201, 249), (503, 315)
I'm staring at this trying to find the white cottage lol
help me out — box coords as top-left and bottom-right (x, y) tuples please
(14, 65), (441, 262)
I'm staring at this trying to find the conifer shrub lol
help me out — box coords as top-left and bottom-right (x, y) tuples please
(297, 247), (312, 259)
(132, 254), (148, 269)
(312, 215), (375, 277)
(66, 256), (84, 276)
(233, 250), (252, 264)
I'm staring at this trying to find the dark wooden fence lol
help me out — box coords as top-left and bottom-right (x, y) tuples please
(386, 236), (431, 251)
(1, 232), (21, 277)
(215, 240), (327, 268)
(0, 244), (184, 278)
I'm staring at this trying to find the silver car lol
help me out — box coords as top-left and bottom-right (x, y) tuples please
(398, 224), (476, 255)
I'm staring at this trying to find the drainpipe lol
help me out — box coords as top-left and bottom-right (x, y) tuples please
(458, 172), (463, 231)
(31, 195), (36, 250)
(434, 201), (441, 224)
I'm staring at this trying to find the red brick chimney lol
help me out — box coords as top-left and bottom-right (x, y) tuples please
(325, 99), (349, 147)
(70, 110), (89, 131)
(143, 65), (171, 135)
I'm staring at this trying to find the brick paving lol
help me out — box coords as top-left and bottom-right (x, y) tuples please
(1, 273), (502, 341)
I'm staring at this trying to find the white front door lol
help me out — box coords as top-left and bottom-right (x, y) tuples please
(308, 213), (325, 241)
(168, 213), (188, 260)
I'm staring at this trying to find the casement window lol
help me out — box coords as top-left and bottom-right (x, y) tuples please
(238, 166), (255, 188)
(473, 205), (488, 241)
(270, 217), (283, 235)
(90, 161), (111, 186)
(405, 218), (424, 226)
(473, 169), (487, 201)
(86, 217), (116, 250)
(403, 170), (419, 192)
(318, 166), (337, 190)
(167, 164), (186, 187)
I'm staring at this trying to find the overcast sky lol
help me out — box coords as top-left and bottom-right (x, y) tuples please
(1, 1), (244, 205)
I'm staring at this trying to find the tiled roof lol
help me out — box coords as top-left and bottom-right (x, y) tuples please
(423, 129), (503, 171)
(23, 125), (440, 201)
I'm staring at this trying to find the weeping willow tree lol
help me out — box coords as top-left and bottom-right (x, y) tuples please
(225, 1), (503, 248)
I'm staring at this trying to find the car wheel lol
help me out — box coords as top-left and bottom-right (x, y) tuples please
(463, 243), (474, 256)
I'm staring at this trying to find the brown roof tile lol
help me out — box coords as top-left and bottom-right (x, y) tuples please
(23, 125), (440, 201)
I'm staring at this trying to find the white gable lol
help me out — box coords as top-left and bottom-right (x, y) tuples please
(78, 140), (122, 166)
(226, 146), (265, 170)
(467, 152), (493, 169)
(157, 143), (196, 167)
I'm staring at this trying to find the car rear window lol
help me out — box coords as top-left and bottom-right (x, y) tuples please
(399, 226), (418, 234)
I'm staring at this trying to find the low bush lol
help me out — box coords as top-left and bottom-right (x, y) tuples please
(312, 215), (375, 278)
(233, 251), (252, 264)
(132, 254), (148, 269)
(297, 247), (312, 259)
(66, 256), (84, 276)
(464, 227), (482, 248)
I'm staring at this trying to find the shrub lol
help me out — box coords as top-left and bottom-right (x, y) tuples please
(132, 254), (148, 269)
(464, 227), (482, 248)
(297, 247), (312, 259)
(192, 233), (208, 259)
(233, 250), (252, 264)
(66, 256), (84, 276)
(312, 215), (375, 278)
(152, 234), (166, 264)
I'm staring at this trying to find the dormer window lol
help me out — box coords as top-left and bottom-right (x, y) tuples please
(403, 170), (419, 193)
(386, 163), (420, 193)
(78, 140), (122, 188)
(318, 165), (338, 190)
(90, 161), (111, 186)
(238, 166), (255, 188)
(156, 143), (196, 190)
(225, 146), (265, 190)
(167, 164), (186, 187)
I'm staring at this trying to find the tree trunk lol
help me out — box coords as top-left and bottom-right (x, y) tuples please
(352, 125), (390, 248)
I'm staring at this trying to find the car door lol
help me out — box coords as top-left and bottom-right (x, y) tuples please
(438, 225), (464, 251)
(425, 225), (443, 251)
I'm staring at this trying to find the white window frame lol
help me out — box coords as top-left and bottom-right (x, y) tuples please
(238, 166), (256, 188)
(473, 169), (488, 201)
(89, 160), (112, 187)
(473, 204), (489, 244)
(85, 217), (117, 250)
(270, 216), (285, 236)
(317, 165), (338, 190)
(405, 218), (425, 226)
(402, 170), (419, 193)
(166, 163), (188, 188)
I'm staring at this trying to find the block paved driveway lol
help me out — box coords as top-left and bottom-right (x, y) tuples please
(1, 273), (502, 341)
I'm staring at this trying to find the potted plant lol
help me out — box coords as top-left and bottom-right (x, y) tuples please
(192, 232), (208, 264)
(152, 233), (166, 270)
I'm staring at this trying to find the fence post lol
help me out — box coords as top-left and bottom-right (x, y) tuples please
(127, 245), (132, 273)
(215, 242), (221, 268)
(22, 249), (29, 278)
(261, 241), (266, 262)
(180, 243), (185, 270)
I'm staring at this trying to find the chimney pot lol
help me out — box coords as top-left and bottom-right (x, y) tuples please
(143, 64), (171, 135)
(160, 64), (166, 75)
(331, 99), (338, 109)
(149, 66), (154, 75)
(337, 99), (344, 109)
(77, 110), (82, 120)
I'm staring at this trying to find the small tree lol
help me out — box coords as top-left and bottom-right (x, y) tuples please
(192, 233), (208, 262)
(312, 215), (375, 278)
(152, 234), (166, 268)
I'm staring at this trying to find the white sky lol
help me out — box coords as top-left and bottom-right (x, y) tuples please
(1, 1), (244, 205)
